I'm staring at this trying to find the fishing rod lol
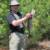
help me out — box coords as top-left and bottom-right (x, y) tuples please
(27, 9), (35, 37)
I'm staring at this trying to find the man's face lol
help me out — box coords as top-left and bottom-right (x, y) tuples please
(11, 5), (20, 12)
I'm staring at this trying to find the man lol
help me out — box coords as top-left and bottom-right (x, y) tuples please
(7, 0), (32, 50)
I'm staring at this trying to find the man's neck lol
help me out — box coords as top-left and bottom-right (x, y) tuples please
(11, 10), (18, 14)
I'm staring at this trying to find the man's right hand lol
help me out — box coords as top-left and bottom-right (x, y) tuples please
(25, 13), (32, 19)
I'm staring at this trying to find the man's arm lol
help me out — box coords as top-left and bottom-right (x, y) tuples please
(11, 16), (28, 26)
(7, 13), (32, 27)
(12, 13), (32, 27)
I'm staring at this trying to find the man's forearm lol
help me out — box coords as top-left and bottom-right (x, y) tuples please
(12, 13), (32, 26)
(12, 16), (28, 26)
(16, 16), (28, 25)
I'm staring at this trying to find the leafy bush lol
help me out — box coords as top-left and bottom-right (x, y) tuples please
(0, 0), (50, 45)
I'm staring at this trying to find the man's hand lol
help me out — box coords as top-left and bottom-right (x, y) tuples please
(25, 9), (35, 19)
(25, 13), (32, 19)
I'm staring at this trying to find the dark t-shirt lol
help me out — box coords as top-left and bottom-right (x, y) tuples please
(7, 12), (24, 33)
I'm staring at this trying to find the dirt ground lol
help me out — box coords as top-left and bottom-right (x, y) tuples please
(0, 48), (8, 50)
(26, 39), (50, 50)
(27, 46), (50, 50)
(0, 40), (50, 50)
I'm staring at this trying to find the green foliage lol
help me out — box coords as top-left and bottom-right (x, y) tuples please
(19, 0), (50, 42)
(0, 0), (9, 33)
(0, 0), (9, 47)
(0, 0), (50, 45)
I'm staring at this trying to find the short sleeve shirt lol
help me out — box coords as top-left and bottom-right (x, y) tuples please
(7, 12), (24, 33)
